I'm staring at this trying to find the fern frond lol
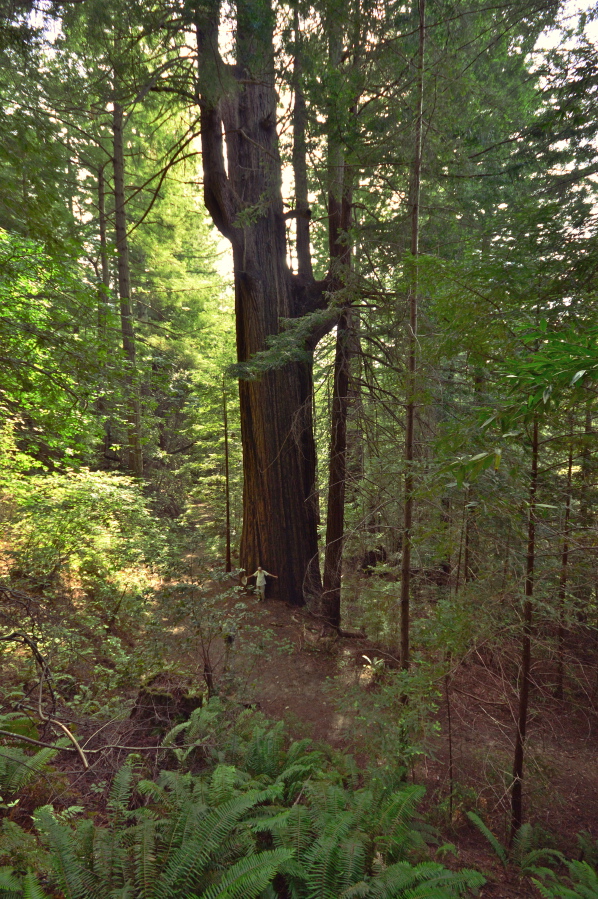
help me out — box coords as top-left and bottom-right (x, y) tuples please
(0, 866), (22, 899)
(337, 837), (367, 890)
(368, 860), (484, 899)
(274, 805), (315, 858)
(107, 758), (140, 821)
(39, 813), (99, 899)
(568, 859), (598, 895)
(200, 847), (294, 899)
(92, 828), (127, 891)
(161, 720), (192, 748)
(533, 860), (598, 899)
(339, 882), (371, 899)
(510, 822), (533, 866)
(21, 871), (48, 899)
(133, 818), (156, 899)
(519, 848), (565, 876)
(2, 747), (57, 795)
(303, 812), (356, 899)
(153, 792), (261, 899)
(377, 785), (425, 851)
(158, 798), (202, 866)
(243, 724), (285, 779)
(137, 780), (167, 804)
(209, 766), (239, 806)
(322, 785), (350, 819)
(466, 811), (507, 867)
(248, 810), (290, 834)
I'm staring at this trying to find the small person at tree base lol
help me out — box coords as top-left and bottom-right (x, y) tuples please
(251, 565), (277, 601)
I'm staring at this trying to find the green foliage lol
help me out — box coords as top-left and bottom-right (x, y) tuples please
(3, 465), (165, 589)
(465, 813), (507, 867)
(0, 231), (105, 462)
(0, 820), (51, 877)
(0, 745), (58, 802)
(533, 861), (598, 899)
(0, 459), (165, 710)
(333, 659), (443, 780)
(577, 833), (598, 869)
(466, 813), (564, 876)
(0, 712), (63, 808)
(1, 706), (485, 899)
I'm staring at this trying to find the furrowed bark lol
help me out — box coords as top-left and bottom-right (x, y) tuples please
(195, 0), (322, 606)
(292, 7), (313, 282)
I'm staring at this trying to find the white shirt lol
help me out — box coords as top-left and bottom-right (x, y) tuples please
(252, 569), (271, 587)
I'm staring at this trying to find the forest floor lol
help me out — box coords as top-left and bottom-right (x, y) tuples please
(3, 567), (598, 898)
(153, 576), (598, 899)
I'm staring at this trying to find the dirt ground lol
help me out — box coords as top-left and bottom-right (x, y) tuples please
(174, 582), (598, 899)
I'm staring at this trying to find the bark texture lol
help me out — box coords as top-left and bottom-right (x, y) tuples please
(195, 0), (326, 605)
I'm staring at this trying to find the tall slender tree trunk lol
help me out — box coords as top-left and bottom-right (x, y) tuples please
(400, 0), (426, 670)
(113, 100), (143, 477)
(97, 164), (110, 344)
(223, 375), (232, 573)
(322, 308), (352, 628)
(321, 15), (354, 630)
(196, 0), (324, 606)
(97, 163), (113, 458)
(511, 415), (538, 840)
(556, 433), (573, 700)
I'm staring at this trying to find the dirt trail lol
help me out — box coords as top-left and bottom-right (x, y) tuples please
(193, 588), (598, 898)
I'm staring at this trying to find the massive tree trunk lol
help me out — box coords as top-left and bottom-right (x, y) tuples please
(195, 0), (325, 606)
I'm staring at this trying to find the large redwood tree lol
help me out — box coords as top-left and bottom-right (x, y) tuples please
(193, 0), (333, 605)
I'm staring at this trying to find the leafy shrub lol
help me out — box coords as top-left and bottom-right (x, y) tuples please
(3, 467), (165, 590)
(0, 461), (166, 706)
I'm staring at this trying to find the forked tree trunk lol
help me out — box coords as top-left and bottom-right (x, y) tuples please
(196, 0), (326, 606)
(113, 100), (143, 478)
(511, 415), (538, 840)
(400, 0), (426, 670)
